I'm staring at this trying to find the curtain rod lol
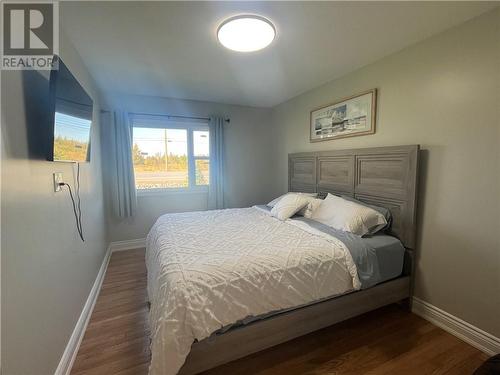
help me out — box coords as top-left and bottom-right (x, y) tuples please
(100, 110), (230, 123)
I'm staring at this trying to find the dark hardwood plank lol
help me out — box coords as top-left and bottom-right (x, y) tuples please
(71, 249), (150, 375)
(71, 249), (488, 375)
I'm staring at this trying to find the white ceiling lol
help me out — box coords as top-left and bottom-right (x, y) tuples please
(61, 1), (497, 108)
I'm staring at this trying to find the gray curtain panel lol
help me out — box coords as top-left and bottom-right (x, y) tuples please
(102, 110), (137, 218)
(208, 116), (225, 209)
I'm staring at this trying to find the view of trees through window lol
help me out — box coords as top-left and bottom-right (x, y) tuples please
(132, 127), (209, 189)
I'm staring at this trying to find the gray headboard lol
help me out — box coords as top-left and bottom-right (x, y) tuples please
(288, 145), (419, 249)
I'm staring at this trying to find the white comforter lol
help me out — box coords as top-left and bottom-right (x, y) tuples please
(146, 207), (361, 375)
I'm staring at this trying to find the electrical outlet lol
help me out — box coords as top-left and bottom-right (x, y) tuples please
(54, 172), (64, 192)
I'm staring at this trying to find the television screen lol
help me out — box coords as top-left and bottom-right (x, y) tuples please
(48, 56), (93, 162)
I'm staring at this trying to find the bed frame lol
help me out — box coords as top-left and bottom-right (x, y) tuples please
(179, 144), (420, 375)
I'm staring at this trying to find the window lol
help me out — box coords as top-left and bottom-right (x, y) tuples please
(131, 115), (209, 191)
(193, 130), (209, 186)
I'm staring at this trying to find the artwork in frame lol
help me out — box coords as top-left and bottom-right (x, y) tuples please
(310, 89), (377, 142)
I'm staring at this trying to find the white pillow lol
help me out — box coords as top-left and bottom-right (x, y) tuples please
(301, 198), (323, 218)
(271, 194), (310, 221)
(311, 193), (387, 236)
(267, 192), (317, 208)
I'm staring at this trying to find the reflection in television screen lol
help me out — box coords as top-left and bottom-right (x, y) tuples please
(54, 112), (92, 162)
(49, 56), (93, 162)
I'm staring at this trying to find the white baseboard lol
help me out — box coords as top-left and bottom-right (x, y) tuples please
(54, 239), (145, 375)
(109, 238), (146, 252)
(412, 297), (500, 356)
(54, 246), (112, 375)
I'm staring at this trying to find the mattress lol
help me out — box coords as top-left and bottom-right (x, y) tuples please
(256, 204), (405, 288)
(357, 234), (405, 284)
(211, 207), (406, 333)
(215, 232), (405, 333)
(223, 233), (405, 332)
(145, 207), (361, 375)
(289, 216), (405, 288)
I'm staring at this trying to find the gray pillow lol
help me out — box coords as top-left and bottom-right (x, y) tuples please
(341, 195), (392, 232)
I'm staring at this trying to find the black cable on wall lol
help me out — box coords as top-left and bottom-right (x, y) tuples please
(60, 163), (85, 242)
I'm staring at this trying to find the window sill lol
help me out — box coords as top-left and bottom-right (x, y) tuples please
(137, 187), (209, 197)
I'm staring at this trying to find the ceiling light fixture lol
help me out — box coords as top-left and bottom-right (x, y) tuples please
(217, 15), (276, 52)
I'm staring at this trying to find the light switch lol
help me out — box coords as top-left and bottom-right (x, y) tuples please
(54, 172), (64, 192)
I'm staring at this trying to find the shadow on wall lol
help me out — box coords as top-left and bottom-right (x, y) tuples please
(413, 147), (462, 301)
(411, 148), (429, 292)
(2, 70), (52, 160)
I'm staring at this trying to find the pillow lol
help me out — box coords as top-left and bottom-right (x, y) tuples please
(267, 192), (317, 208)
(341, 195), (392, 231)
(311, 194), (387, 236)
(270, 194), (310, 221)
(301, 198), (323, 218)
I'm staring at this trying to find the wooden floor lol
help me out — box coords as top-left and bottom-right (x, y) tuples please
(71, 249), (488, 375)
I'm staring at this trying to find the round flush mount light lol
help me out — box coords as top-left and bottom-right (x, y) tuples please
(217, 15), (276, 52)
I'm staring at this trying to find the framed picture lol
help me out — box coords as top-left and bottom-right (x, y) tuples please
(310, 89), (377, 142)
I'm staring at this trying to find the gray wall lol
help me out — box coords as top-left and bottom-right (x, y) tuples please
(1, 31), (108, 374)
(270, 8), (500, 337)
(103, 93), (277, 241)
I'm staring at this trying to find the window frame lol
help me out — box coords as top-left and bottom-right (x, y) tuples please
(130, 114), (210, 195)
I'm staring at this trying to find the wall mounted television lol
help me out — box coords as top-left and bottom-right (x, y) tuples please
(48, 56), (93, 162)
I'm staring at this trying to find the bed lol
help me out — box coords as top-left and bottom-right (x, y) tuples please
(145, 145), (420, 375)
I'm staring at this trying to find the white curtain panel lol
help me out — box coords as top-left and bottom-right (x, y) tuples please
(208, 116), (225, 209)
(102, 110), (137, 218)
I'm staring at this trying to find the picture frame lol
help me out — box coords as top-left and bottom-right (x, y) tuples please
(310, 89), (377, 142)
